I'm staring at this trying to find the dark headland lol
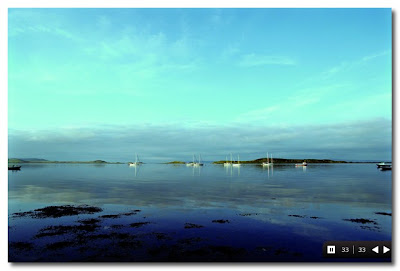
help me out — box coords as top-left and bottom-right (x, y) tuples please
(213, 158), (354, 164)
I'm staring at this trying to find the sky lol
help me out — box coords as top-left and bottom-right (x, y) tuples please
(7, 8), (392, 162)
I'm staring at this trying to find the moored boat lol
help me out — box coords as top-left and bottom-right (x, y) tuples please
(295, 161), (308, 167)
(377, 162), (390, 168)
(262, 152), (270, 167)
(193, 154), (204, 166)
(224, 155), (232, 167)
(8, 165), (21, 170)
(187, 154), (204, 166)
(128, 154), (142, 166)
(380, 164), (392, 171)
(232, 154), (241, 167)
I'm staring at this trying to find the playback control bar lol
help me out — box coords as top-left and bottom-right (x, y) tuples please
(323, 241), (391, 258)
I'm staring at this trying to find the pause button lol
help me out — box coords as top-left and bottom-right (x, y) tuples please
(327, 246), (336, 254)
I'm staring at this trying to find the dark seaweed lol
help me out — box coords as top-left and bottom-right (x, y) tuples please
(13, 205), (102, 218)
(375, 212), (392, 216)
(212, 219), (230, 224)
(184, 223), (204, 229)
(343, 218), (378, 224)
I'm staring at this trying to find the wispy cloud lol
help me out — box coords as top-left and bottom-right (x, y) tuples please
(238, 53), (296, 67)
(321, 50), (391, 79)
(362, 50), (391, 62)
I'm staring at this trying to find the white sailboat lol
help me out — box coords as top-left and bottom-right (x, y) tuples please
(193, 154), (204, 167)
(295, 161), (308, 167)
(262, 152), (270, 167)
(187, 154), (204, 166)
(186, 154), (195, 166)
(224, 154), (232, 167)
(232, 154), (241, 167)
(128, 154), (141, 166)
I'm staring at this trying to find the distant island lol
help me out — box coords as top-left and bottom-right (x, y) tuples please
(163, 161), (186, 164)
(8, 158), (124, 164)
(9, 157), (381, 165)
(213, 158), (351, 164)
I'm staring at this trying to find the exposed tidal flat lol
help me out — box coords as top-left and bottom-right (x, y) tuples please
(8, 163), (391, 262)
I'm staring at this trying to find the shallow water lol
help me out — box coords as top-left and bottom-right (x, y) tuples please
(8, 163), (392, 262)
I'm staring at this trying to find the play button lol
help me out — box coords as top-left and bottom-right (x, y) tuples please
(323, 241), (391, 258)
(383, 246), (390, 254)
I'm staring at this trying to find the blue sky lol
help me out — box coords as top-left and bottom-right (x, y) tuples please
(8, 8), (392, 162)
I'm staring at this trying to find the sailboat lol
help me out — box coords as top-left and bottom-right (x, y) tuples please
(262, 152), (270, 167)
(295, 161), (308, 167)
(224, 154), (232, 167)
(186, 154), (195, 166)
(128, 154), (141, 166)
(187, 154), (204, 166)
(193, 154), (204, 167)
(232, 154), (241, 167)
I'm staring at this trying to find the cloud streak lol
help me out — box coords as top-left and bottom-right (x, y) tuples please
(8, 118), (391, 162)
(238, 53), (296, 67)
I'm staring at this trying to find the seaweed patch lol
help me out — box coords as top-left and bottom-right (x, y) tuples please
(211, 219), (230, 224)
(184, 223), (204, 229)
(13, 205), (103, 219)
(375, 212), (392, 216)
(343, 218), (378, 225)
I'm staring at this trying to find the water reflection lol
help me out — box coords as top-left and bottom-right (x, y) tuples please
(295, 165), (307, 172)
(225, 164), (240, 176)
(8, 163), (391, 211)
(192, 165), (201, 176)
(8, 163), (392, 262)
(264, 164), (274, 178)
(129, 164), (141, 177)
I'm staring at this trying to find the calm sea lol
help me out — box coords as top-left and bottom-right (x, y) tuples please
(8, 163), (392, 262)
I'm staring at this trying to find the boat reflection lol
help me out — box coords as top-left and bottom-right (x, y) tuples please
(192, 165), (202, 176)
(225, 163), (240, 176)
(130, 164), (141, 177)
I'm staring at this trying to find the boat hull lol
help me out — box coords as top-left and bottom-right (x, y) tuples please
(379, 165), (392, 171)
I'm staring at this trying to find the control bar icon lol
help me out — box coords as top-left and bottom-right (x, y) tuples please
(323, 241), (391, 258)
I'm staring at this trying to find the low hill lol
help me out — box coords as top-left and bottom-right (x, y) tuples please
(213, 158), (348, 164)
(91, 160), (107, 163)
(8, 158), (48, 163)
(164, 161), (186, 164)
(8, 158), (122, 164)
